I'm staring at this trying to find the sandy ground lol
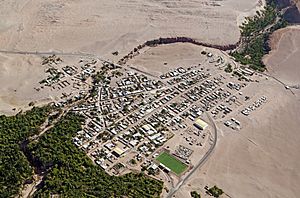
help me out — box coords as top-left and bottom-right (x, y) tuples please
(176, 81), (300, 198)
(127, 43), (207, 76)
(0, 54), (50, 115)
(0, 0), (264, 115)
(174, 27), (300, 198)
(0, 0), (262, 58)
(264, 25), (300, 85)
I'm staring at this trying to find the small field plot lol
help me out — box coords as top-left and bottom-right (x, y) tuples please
(156, 152), (187, 175)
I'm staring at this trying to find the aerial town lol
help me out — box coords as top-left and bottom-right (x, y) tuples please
(34, 48), (270, 195)
(1, 0), (300, 198)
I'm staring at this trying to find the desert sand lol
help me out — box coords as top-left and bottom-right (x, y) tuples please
(127, 43), (208, 77)
(0, 54), (50, 115)
(0, 0), (262, 57)
(176, 81), (300, 198)
(264, 25), (300, 85)
(0, 0), (264, 115)
(174, 27), (300, 198)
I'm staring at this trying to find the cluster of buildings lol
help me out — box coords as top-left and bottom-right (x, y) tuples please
(30, 46), (274, 188)
(224, 117), (241, 130)
(100, 73), (163, 101)
(174, 145), (193, 161)
(70, 68), (178, 171)
(68, 51), (264, 177)
(160, 67), (188, 79)
(209, 81), (248, 119)
(70, 62), (220, 174)
(168, 70), (211, 92)
(241, 96), (267, 116)
(39, 56), (98, 88)
(36, 55), (104, 104)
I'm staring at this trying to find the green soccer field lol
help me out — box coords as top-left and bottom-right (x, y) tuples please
(156, 152), (187, 175)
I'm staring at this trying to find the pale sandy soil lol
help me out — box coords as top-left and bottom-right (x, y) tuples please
(264, 26), (300, 85)
(176, 80), (300, 198)
(0, 0), (262, 57)
(0, 54), (50, 115)
(175, 27), (300, 198)
(127, 43), (207, 76)
(0, 0), (264, 115)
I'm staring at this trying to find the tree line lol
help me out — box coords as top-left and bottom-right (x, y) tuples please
(0, 106), (163, 197)
(28, 113), (163, 197)
(231, 2), (288, 71)
(0, 107), (51, 197)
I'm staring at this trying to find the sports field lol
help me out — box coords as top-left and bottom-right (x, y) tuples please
(156, 152), (187, 175)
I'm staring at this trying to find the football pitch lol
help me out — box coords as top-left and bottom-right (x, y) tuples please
(156, 152), (187, 175)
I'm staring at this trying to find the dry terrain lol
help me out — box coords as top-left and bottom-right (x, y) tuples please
(127, 43), (208, 77)
(0, 0), (263, 114)
(0, 0), (262, 56)
(175, 27), (300, 198)
(0, 54), (49, 115)
(176, 81), (300, 198)
(264, 25), (300, 85)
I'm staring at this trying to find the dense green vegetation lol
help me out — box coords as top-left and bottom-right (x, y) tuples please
(191, 191), (201, 198)
(231, 35), (268, 71)
(0, 107), (51, 197)
(156, 152), (187, 175)
(28, 113), (163, 197)
(224, 64), (233, 73)
(240, 5), (277, 37)
(92, 71), (107, 85)
(1, 107), (163, 197)
(231, 2), (288, 71)
(207, 186), (223, 198)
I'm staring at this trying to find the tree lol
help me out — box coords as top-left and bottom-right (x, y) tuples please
(207, 186), (223, 198)
(191, 191), (201, 198)
(224, 64), (233, 73)
(28, 113), (163, 197)
(0, 107), (51, 197)
(130, 159), (137, 165)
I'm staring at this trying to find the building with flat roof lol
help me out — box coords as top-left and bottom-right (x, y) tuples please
(112, 147), (125, 157)
(194, 118), (208, 130)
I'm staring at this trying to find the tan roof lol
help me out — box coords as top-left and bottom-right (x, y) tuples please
(113, 147), (125, 156)
(195, 118), (208, 130)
